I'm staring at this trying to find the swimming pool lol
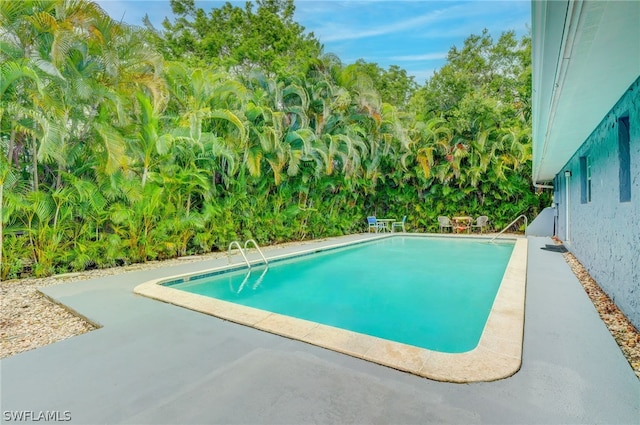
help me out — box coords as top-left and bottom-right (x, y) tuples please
(167, 237), (513, 353)
(135, 234), (528, 382)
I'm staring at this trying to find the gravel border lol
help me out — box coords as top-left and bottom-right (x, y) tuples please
(0, 250), (236, 358)
(0, 241), (314, 359)
(562, 252), (640, 379)
(2, 241), (639, 380)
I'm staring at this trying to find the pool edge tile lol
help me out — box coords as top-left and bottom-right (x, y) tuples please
(304, 324), (376, 358)
(254, 314), (319, 339)
(363, 340), (431, 375)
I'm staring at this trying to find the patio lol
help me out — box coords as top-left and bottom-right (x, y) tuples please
(1, 235), (638, 424)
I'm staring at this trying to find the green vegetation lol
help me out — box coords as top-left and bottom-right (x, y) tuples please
(0, 0), (549, 279)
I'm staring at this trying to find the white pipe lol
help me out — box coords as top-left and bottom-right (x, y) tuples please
(564, 171), (571, 242)
(533, 181), (554, 189)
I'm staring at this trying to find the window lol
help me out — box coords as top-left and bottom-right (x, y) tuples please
(579, 156), (591, 203)
(618, 116), (631, 202)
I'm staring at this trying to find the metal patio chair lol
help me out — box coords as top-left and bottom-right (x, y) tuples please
(438, 216), (453, 233)
(392, 216), (407, 232)
(367, 216), (381, 233)
(472, 216), (489, 234)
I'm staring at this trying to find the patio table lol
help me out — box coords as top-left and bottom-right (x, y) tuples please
(452, 216), (472, 233)
(375, 218), (396, 232)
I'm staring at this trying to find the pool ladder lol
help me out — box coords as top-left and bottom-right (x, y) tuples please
(228, 239), (269, 294)
(227, 239), (269, 269)
(490, 214), (528, 242)
(235, 266), (269, 294)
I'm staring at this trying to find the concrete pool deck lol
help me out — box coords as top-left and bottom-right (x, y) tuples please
(1, 235), (639, 424)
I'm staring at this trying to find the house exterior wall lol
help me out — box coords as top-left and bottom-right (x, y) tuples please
(554, 76), (640, 330)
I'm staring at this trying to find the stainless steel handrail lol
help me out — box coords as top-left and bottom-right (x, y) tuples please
(244, 239), (268, 266)
(490, 214), (528, 242)
(228, 241), (251, 268)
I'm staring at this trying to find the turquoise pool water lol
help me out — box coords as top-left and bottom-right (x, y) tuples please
(168, 236), (514, 353)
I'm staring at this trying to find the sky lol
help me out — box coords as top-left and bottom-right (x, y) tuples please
(95, 0), (531, 84)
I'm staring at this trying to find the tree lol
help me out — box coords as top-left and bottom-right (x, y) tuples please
(128, 92), (171, 187)
(153, 0), (322, 78)
(164, 62), (246, 190)
(350, 60), (418, 109)
(1, 1), (549, 277)
(0, 155), (15, 280)
(410, 29), (529, 119)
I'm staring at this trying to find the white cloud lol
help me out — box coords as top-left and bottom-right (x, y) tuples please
(319, 6), (453, 42)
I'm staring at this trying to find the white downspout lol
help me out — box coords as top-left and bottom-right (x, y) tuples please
(564, 170), (571, 242)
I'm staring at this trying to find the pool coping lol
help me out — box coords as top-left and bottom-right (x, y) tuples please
(134, 234), (527, 383)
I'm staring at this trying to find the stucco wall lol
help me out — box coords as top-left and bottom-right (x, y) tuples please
(526, 207), (555, 237)
(554, 76), (640, 330)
